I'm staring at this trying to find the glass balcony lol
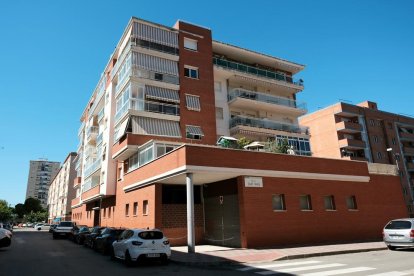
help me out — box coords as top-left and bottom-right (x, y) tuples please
(98, 109), (104, 122)
(86, 126), (99, 142)
(213, 57), (303, 87)
(115, 99), (180, 123)
(84, 159), (101, 179)
(228, 88), (307, 111)
(78, 122), (85, 137)
(96, 132), (103, 146)
(82, 175), (100, 192)
(230, 115), (308, 135)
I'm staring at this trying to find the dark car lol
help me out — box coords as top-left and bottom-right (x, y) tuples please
(69, 225), (88, 241)
(84, 227), (105, 249)
(95, 228), (125, 255)
(73, 227), (91, 245)
(49, 224), (57, 233)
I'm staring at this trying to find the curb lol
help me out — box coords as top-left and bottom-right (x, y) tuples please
(170, 247), (387, 267)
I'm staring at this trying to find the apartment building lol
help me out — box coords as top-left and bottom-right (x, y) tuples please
(47, 152), (77, 223)
(25, 159), (60, 208)
(71, 18), (407, 249)
(300, 101), (414, 216)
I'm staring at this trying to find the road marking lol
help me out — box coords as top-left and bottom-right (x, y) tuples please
(257, 263), (346, 275)
(237, 261), (321, 271)
(301, 267), (376, 276)
(368, 271), (413, 276)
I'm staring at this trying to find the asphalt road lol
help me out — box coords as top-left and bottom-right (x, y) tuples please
(0, 230), (237, 276)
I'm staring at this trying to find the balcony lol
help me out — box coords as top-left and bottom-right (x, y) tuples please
(84, 159), (101, 179)
(78, 122), (85, 137)
(98, 109), (104, 122)
(341, 156), (368, 162)
(338, 138), (366, 149)
(85, 146), (97, 158)
(116, 66), (179, 96)
(403, 147), (414, 156)
(86, 126), (99, 144)
(82, 175), (100, 192)
(96, 132), (103, 146)
(228, 89), (307, 115)
(336, 121), (362, 133)
(213, 57), (303, 88)
(73, 177), (82, 188)
(229, 115), (308, 136)
(400, 132), (414, 141)
(115, 99), (180, 123)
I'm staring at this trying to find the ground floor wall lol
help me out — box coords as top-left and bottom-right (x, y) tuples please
(239, 174), (407, 248)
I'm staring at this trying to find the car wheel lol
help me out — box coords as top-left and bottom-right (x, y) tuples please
(387, 245), (397, 251)
(124, 251), (133, 267)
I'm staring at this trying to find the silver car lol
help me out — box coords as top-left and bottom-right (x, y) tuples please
(383, 218), (414, 250)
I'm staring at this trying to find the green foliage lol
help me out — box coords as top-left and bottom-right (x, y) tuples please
(266, 138), (290, 154)
(0, 199), (12, 221)
(24, 197), (44, 213)
(14, 203), (26, 218)
(237, 137), (251, 149)
(25, 211), (48, 223)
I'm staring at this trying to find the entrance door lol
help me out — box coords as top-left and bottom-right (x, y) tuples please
(93, 209), (100, 226)
(203, 179), (241, 247)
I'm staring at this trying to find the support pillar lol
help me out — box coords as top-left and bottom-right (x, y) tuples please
(186, 173), (195, 253)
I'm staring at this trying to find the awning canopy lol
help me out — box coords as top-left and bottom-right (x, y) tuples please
(146, 85), (180, 103)
(185, 94), (201, 111)
(186, 125), (204, 136)
(131, 116), (181, 137)
(115, 118), (130, 141)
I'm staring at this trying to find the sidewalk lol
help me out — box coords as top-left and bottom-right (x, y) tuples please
(170, 241), (387, 266)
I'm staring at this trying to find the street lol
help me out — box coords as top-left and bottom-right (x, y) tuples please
(2, 230), (414, 276)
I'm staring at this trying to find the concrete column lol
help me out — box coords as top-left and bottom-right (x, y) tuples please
(186, 173), (195, 253)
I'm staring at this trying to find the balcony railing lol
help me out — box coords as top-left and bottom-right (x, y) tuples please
(338, 138), (366, 149)
(82, 175), (100, 192)
(78, 122), (85, 137)
(230, 115), (308, 135)
(213, 57), (303, 87)
(406, 162), (414, 171)
(84, 159), (101, 179)
(86, 126), (99, 140)
(228, 88), (307, 111)
(115, 99), (180, 123)
(336, 121), (363, 132)
(115, 66), (179, 95)
(98, 109), (104, 122)
(96, 132), (103, 146)
(403, 147), (414, 156)
(400, 132), (414, 141)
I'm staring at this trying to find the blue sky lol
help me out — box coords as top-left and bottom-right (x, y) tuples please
(0, 0), (413, 206)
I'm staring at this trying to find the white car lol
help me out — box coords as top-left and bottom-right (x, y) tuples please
(36, 224), (50, 231)
(112, 229), (170, 266)
(34, 223), (44, 229)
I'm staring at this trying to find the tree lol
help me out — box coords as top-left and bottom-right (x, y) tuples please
(24, 197), (43, 213)
(25, 211), (48, 223)
(237, 137), (251, 149)
(266, 138), (290, 154)
(14, 203), (26, 219)
(0, 199), (12, 221)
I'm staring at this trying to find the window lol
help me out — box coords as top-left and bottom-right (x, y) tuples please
(369, 119), (375, 127)
(377, 152), (382, 159)
(346, 196), (358, 210)
(184, 38), (198, 51)
(108, 207), (111, 218)
(215, 107), (224, 119)
(143, 200), (149, 215)
(272, 194), (286, 211)
(374, 135), (378, 143)
(127, 152), (139, 172)
(133, 202), (138, 216)
(186, 125), (204, 140)
(299, 195), (312, 211)
(185, 94), (201, 111)
(125, 204), (130, 217)
(103, 208), (106, 218)
(324, 195), (336, 211)
(392, 137), (396, 145)
(184, 66), (199, 79)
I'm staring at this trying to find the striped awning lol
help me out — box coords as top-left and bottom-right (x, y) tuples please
(131, 116), (181, 138)
(185, 94), (201, 111)
(186, 125), (204, 136)
(133, 22), (179, 48)
(132, 52), (178, 76)
(115, 118), (130, 141)
(146, 85), (180, 103)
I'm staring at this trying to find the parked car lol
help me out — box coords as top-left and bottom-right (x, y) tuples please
(84, 227), (105, 249)
(95, 228), (125, 255)
(53, 221), (76, 239)
(383, 218), (414, 250)
(0, 228), (12, 248)
(68, 225), (88, 241)
(0, 222), (13, 232)
(111, 229), (170, 266)
(26, 223), (34, 227)
(36, 224), (50, 231)
(73, 227), (91, 245)
(34, 223), (44, 229)
(49, 224), (58, 233)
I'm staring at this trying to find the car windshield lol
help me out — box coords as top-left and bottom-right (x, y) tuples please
(59, 222), (73, 227)
(79, 227), (89, 232)
(101, 228), (111, 235)
(138, 231), (164, 240)
(385, 220), (412, 229)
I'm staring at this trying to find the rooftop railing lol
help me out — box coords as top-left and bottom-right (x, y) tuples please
(213, 57), (303, 87)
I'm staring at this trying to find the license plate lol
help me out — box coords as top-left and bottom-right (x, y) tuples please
(146, 253), (160, 258)
(391, 236), (404, 239)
